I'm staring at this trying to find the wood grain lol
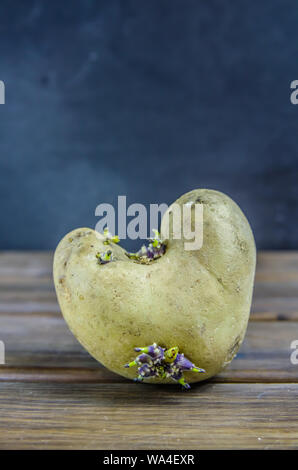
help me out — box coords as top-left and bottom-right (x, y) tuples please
(0, 251), (298, 449)
(0, 382), (297, 450)
(0, 313), (297, 383)
(1, 251), (298, 319)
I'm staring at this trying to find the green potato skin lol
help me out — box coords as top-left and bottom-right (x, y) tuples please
(54, 189), (256, 384)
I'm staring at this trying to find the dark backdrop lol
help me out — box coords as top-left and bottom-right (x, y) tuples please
(0, 0), (297, 250)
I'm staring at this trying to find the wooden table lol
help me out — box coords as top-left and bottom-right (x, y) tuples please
(0, 251), (297, 449)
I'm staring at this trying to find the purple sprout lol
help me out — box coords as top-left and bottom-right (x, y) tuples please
(124, 343), (205, 390)
(126, 230), (167, 263)
(135, 344), (165, 362)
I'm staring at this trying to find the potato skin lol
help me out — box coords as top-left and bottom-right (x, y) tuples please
(54, 189), (256, 384)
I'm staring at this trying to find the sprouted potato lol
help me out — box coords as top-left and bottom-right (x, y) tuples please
(54, 189), (256, 388)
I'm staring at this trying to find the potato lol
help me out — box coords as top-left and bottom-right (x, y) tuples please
(53, 189), (256, 386)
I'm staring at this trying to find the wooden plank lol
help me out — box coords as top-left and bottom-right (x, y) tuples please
(256, 251), (298, 273)
(0, 251), (53, 281)
(251, 298), (298, 321)
(2, 250), (297, 276)
(1, 250), (297, 278)
(0, 252), (298, 321)
(1, 251), (298, 319)
(0, 314), (297, 383)
(253, 252), (298, 320)
(0, 382), (296, 449)
(2, 299), (298, 320)
(0, 252), (297, 450)
(3, 294), (298, 321)
(0, 251), (57, 312)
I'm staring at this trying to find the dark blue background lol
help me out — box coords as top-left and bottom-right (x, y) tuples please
(0, 0), (297, 250)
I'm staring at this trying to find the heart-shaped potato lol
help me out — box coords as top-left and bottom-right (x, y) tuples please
(54, 189), (256, 385)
